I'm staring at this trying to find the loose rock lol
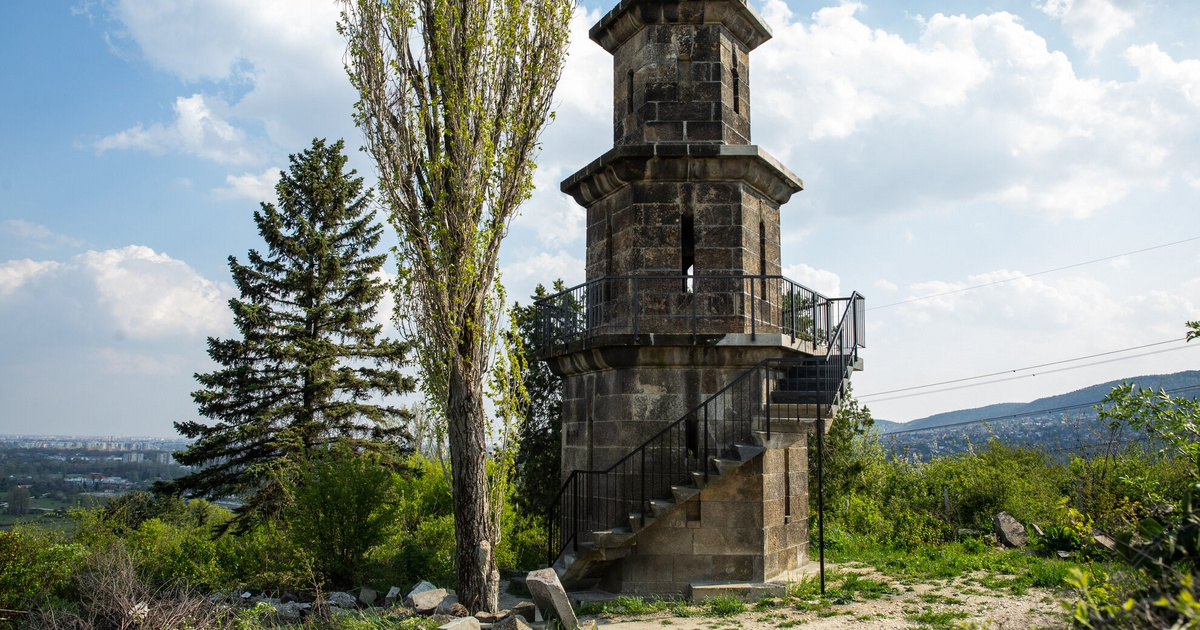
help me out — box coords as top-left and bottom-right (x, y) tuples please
(385, 586), (403, 606)
(525, 569), (579, 630)
(492, 615), (533, 630)
(512, 601), (537, 623)
(438, 617), (481, 630)
(359, 587), (378, 606)
(326, 591), (358, 609)
(993, 512), (1028, 548)
(412, 588), (449, 615)
(406, 581), (439, 606)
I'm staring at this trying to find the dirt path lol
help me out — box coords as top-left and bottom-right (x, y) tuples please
(580, 566), (1070, 630)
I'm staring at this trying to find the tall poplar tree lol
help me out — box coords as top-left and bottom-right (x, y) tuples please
(339, 0), (572, 612)
(160, 138), (415, 530)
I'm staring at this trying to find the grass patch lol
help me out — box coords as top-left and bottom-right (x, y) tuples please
(703, 597), (745, 617)
(906, 609), (971, 629)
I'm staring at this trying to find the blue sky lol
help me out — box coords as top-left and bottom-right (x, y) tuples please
(2, 0), (1199, 437)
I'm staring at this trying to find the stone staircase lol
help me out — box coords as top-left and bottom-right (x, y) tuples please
(551, 356), (858, 589)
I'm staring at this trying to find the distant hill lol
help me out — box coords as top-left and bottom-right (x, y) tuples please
(876, 370), (1200, 434)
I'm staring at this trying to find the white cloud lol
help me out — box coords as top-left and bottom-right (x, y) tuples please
(0, 259), (59, 297)
(93, 348), (186, 376)
(503, 251), (585, 293)
(1, 220), (84, 249)
(0, 246), (232, 340)
(214, 167), (281, 202)
(749, 3), (1200, 221)
(782, 263), (841, 297)
(514, 166), (587, 248)
(101, 0), (355, 153)
(555, 6), (611, 122)
(94, 94), (257, 164)
(1036, 0), (1137, 56)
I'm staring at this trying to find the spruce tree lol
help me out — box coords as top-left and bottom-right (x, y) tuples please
(160, 138), (414, 529)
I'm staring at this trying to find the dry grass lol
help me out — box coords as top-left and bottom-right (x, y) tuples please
(23, 544), (229, 630)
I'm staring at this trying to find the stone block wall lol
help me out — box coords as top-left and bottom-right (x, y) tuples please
(611, 23), (751, 146)
(598, 442), (811, 595)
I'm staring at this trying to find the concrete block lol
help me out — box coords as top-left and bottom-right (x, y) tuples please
(526, 569), (579, 630)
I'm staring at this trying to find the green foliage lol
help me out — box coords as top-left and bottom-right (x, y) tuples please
(0, 526), (86, 611)
(703, 596), (746, 617)
(286, 447), (401, 587)
(126, 517), (229, 590)
(510, 282), (565, 519)
(163, 138), (415, 531)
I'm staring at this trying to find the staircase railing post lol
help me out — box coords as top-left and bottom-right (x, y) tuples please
(640, 448), (646, 528)
(633, 276), (639, 339)
(750, 276), (757, 340)
(703, 405), (709, 483)
(817, 392), (826, 595)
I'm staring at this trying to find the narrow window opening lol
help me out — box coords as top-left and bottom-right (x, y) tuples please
(732, 67), (741, 114)
(627, 70), (635, 116)
(681, 215), (696, 292)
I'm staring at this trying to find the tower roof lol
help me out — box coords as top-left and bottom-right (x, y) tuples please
(590, 0), (774, 53)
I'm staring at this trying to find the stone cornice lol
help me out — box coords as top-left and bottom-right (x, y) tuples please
(590, 0), (773, 53)
(560, 144), (804, 206)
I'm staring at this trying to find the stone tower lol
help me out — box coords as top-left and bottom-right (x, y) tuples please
(534, 0), (864, 596)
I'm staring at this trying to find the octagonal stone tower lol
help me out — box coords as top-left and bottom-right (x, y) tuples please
(535, 0), (865, 596)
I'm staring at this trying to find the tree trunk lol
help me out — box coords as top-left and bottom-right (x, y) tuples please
(447, 358), (500, 613)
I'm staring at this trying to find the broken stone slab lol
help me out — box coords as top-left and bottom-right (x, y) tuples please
(406, 580), (440, 606)
(436, 592), (463, 615)
(525, 569), (579, 630)
(359, 587), (378, 606)
(511, 601), (536, 623)
(326, 591), (358, 609)
(273, 602), (311, 620)
(993, 512), (1028, 548)
(413, 588), (450, 615)
(385, 586), (403, 606)
(1031, 523), (1045, 537)
(491, 615), (533, 630)
(474, 610), (507, 624)
(439, 617), (481, 630)
(690, 582), (786, 603)
(448, 602), (470, 617)
(1092, 530), (1118, 553)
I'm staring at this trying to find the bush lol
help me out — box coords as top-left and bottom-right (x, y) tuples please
(286, 448), (401, 587)
(126, 518), (230, 590)
(0, 526), (86, 611)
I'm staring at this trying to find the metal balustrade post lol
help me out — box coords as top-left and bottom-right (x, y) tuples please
(750, 276), (757, 340)
(640, 449), (646, 527)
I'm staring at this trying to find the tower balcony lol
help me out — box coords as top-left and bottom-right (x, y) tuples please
(533, 273), (864, 360)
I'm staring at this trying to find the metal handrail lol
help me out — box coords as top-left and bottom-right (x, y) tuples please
(547, 291), (866, 567)
(533, 274), (833, 358)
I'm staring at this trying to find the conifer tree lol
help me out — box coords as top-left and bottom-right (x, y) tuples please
(160, 138), (414, 529)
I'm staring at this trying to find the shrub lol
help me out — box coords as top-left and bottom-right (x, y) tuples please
(287, 447), (401, 587)
(126, 518), (230, 590)
(0, 526), (86, 611)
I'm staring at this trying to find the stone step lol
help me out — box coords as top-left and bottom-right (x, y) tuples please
(671, 484), (701, 504)
(628, 513), (656, 533)
(750, 429), (810, 449)
(591, 528), (636, 548)
(733, 443), (765, 462)
(649, 499), (675, 518)
(711, 457), (743, 477)
(690, 469), (718, 489)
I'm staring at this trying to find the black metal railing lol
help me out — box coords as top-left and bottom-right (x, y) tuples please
(534, 275), (832, 357)
(547, 291), (865, 567)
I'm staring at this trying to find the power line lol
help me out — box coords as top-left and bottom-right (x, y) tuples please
(882, 383), (1200, 436)
(865, 344), (1200, 403)
(859, 338), (1188, 399)
(870, 235), (1200, 310)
